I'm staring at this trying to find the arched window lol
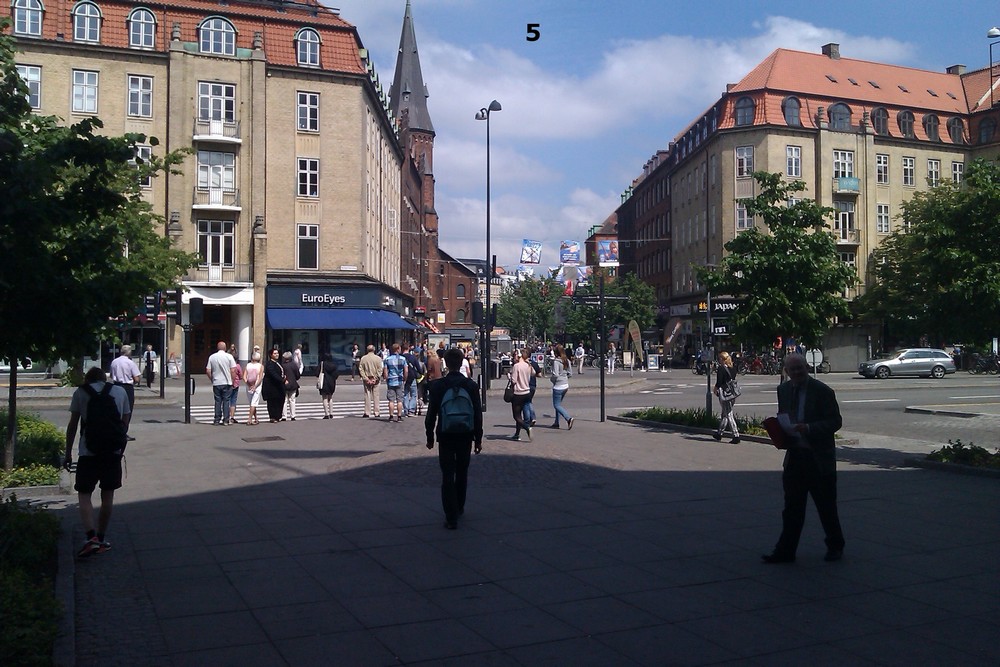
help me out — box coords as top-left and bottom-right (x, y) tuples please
(296, 28), (320, 67)
(828, 103), (851, 131)
(782, 96), (801, 126)
(12, 0), (43, 36)
(199, 17), (236, 56)
(980, 118), (996, 144)
(871, 107), (889, 135)
(897, 110), (915, 138)
(734, 97), (755, 126)
(947, 117), (965, 145)
(72, 2), (101, 43)
(128, 8), (155, 49)
(922, 114), (940, 141)
(455, 309), (466, 323)
(455, 283), (466, 299)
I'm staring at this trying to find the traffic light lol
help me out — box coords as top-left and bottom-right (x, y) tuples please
(164, 288), (182, 324)
(144, 294), (159, 317)
(472, 301), (484, 326)
(189, 297), (204, 325)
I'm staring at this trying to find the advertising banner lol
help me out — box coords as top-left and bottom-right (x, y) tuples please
(597, 240), (619, 267)
(559, 240), (581, 266)
(520, 239), (542, 264)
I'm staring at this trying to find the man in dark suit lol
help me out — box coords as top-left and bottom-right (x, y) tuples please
(762, 353), (845, 564)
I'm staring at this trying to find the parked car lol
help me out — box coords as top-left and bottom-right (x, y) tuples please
(858, 348), (956, 379)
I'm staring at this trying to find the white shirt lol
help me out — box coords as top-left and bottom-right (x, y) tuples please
(458, 358), (471, 378)
(109, 355), (140, 384)
(206, 350), (236, 386)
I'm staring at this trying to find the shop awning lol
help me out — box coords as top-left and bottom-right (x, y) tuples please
(267, 308), (416, 331)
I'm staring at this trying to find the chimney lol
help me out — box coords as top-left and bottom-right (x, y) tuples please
(822, 43), (840, 60)
(946, 64), (966, 75)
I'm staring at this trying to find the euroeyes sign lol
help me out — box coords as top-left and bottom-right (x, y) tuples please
(301, 293), (346, 305)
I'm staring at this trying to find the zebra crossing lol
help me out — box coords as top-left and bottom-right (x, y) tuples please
(188, 401), (415, 424)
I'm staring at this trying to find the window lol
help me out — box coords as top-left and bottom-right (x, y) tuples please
(296, 28), (320, 67)
(782, 97), (800, 126)
(786, 145), (801, 177)
(455, 309), (466, 324)
(734, 96), (754, 126)
(15, 64), (40, 108)
(196, 150), (235, 191)
(833, 200), (854, 239)
(71, 70), (98, 113)
(828, 103), (851, 131)
(128, 8), (155, 49)
(877, 203), (890, 234)
(839, 252), (856, 267)
(297, 91), (319, 131)
(898, 111), (915, 138)
(297, 158), (319, 197)
(871, 107), (889, 135)
(927, 159), (940, 187)
(133, 144), (152, 187)
(979, 119), (996, 144)
(922, 114), (940, 141)
(735, 146), (753, 177)
(456, 284), (466, 298)
(947, 117), (965, 145)
(832, 150), (854, 178)
(127, 75), (152, 118)
(709, 154), (717, 185)
(198, 82), (235, 122)
(902, 157), (915, 187)
(199, 17), (236, 56)
(197, 220), (234, 267)
(736, 202), (753, 231)
(72, 2), (101, 43)
(296, 224), (318, 270)
(13, 0), (43, 36)
(952, 161), (964, 184)
(876, 153), (889, 185)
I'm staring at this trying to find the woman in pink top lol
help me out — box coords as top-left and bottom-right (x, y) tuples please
(244, 352), (264, 425)
(508, 349), (533, 442)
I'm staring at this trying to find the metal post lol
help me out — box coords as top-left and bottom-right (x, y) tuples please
(990, 33), (1000, 109)
(483, 114), (492, 412)
(599, 273), (606, 422)
(159, 323), (166, 399)
(183, 324), (192, 424)
(705, 291), (713, 416)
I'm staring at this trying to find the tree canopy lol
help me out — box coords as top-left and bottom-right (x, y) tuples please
(858, 159), (1000, 346)
(698, 172), (857, 349)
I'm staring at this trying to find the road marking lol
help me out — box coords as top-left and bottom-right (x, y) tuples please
(189, 401), (397, 424)
(948, 395), (1000, 399)
(841, 399), (899, 403)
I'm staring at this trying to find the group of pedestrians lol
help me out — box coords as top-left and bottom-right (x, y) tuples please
(506, 344), (576, 442)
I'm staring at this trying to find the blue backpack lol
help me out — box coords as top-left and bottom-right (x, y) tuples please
(439, 385), (475, 435)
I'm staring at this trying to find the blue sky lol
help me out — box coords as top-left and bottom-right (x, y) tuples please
(338, 0), (1000, 270)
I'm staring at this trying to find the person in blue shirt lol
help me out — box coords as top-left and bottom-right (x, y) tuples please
(383, 343), (408, 423)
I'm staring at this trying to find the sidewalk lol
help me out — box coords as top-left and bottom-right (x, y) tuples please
(17, 399), (1000, 666)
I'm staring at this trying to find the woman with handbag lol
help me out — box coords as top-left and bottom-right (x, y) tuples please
(317, 352), (339, 419)
(508, 349), (533, 441)
(548, 344), (575, 429)
(713, 351), (741, 444)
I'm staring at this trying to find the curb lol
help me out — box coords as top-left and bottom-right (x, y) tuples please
(904, 406), (981, 418)
(902, 457), (1000, 478)
(607, 415), (774, 445)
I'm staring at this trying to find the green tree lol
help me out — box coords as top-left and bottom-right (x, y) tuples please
(0, 21), (197, 468)
(858, 159), (1000, 346)
(495, 277), (563, 341)
(698, 172), (857, 349)
(564, 273), (656, 347)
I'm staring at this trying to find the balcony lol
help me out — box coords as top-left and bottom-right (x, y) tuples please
(835, 228), (859, 245)
(185, 263), (253, 285)
(192, 187), (241, 212)
(833, 176), (860, 194)
(192, 119), (242, 144)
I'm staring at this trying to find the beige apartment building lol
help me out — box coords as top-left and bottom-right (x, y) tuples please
(618, 42), (1000, 366)
(4, 0), (410, 372)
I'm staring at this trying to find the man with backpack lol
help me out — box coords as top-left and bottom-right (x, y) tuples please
(425, 348), (483, 529)
(63, 367), (131, 558)
(383, 343), (408, 423)
(402, 343), (424, 417)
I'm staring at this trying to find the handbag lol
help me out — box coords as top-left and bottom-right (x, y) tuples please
(763, 416), (788, 449)
(720, 379), (742, 402)
(503, 380), (515, 403)
(316, 370), (325, 391)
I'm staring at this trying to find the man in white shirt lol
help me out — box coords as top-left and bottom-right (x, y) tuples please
(206, 341), (237, 425)
(109, 345), (141, 435)
(575, 342), (586, 374)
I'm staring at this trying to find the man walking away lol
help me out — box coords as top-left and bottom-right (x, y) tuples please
(762, 353), (845, 564)
(383, 343), (408, 422)
(403, 343), (423, 417)
(206, 341), (237, 425)
(64, 367), (131, 558)
(575, 342), (586, 374)
(359, 344), (384, 418)
(425, 348), (483, 529)
(109, 344), (141, 419)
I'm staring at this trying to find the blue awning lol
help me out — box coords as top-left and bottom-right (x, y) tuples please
(267, 308), (416, 330)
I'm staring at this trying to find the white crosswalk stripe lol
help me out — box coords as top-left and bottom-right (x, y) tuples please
(189, 401), (416, 424)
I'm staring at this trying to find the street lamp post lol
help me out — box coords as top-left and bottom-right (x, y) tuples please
(990, 28), (1000, 109)
(475, 100), (501, 410)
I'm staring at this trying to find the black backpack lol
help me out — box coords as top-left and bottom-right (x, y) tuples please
(439, 383), (476, 435)
(82, 383), (128, 455)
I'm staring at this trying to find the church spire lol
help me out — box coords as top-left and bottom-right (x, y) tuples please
(389, 0), (434, 134)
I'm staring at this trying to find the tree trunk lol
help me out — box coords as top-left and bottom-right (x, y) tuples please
(4, 364), (17, 470)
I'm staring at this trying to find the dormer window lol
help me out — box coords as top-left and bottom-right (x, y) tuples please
(898, 110), (915, 138)
(782, 96), (801, 126)
(296, 28), (320, 67)
(922, 114), (940, 141)
(12, 0), (43, 36)
(200, 17), (236, 56)
(734, 96), (755, 126)
(947, 117), (965, 145)
(72, 2), (101, 43)
(871, 107), (889, 135)
(828, 103), (851, 131)
(128, 8), (155, 49)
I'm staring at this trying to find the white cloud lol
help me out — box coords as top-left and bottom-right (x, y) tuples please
(434, 138), (561, 190)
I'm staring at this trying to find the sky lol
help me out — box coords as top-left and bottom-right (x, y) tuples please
(335, 0), (1000, 272)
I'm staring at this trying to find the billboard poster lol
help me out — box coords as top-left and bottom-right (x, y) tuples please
(520, 239), (542, 264)
(516, 264), (534, 277)
(559, 240), (581, 266)
(597, 239), (619, 266)
(576, 266), (591, 286)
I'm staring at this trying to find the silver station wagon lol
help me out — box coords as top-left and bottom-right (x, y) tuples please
(858, 348), (956, 379)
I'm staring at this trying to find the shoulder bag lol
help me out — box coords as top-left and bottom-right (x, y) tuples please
(503, 379), (515, 403)
(720, 378), (742, 402)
